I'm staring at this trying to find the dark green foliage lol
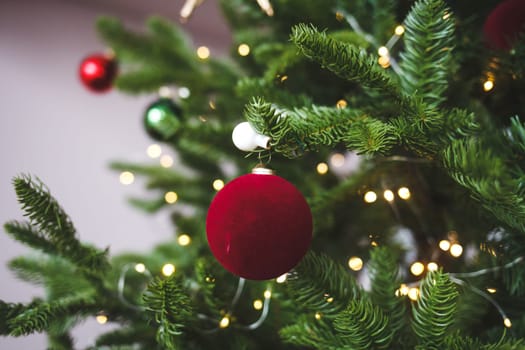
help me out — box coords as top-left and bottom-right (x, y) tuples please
(368, 247), (405, 333)
(7, 175), (109, 273)
(143, 276), (193, 349)
(400, 0), (455, 109)
(7, 295), (97, 336)
(291, 23), (401, 99)
(412, 271), (459, 349)
(245, 97), (382, 157)
(443, 138), (525, 233)
(334, 298), (394, 349)
(286, 251), (361, 318)
(280, 316), (347, 350)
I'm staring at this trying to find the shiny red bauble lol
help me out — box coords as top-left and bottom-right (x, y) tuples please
(206, 169), (312, 280)
(79, 54), (117, 92)
(483, 0), (525, 50)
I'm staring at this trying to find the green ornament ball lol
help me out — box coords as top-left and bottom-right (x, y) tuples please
(143, 98), (183, 141)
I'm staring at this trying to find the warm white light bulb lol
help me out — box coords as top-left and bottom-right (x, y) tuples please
(398, 187), (411, 200)
(439, 240), (451, 251)
(408, 287), (420, 301)
(276, 273), (287, 283)
(147, 144), (162, 158)
(427, 262), (438, 272)
(238, 43), (250, 56)
(165, 191), (178, 204)
(364, 191), (377, 203)
(178, 234), (191, 246)
(483, 80), (494, 92)
(316, 162), (329, 175)
(160, 155), (174, 168)
(135, 263), (146, 273)
(378, 46), (389, 57)
(253, 299), (263, 310)
(410, 262), (425, 276)
(450, 243), (463, 257)
(383, 190), (395, 202)
(197, 46), (210, 59)
(348, 256), (363, 271)
(394, 25), (405, 35)
(213, 179), (225, 191)
(232, 122), (270, 152)
(96, 315), (108, 324)
(162, 263), (176, 276)
(219, 316), (230, 328)
(119, 171), (134, 185)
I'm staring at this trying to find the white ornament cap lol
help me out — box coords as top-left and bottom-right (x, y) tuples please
(252, 165), (274, 175)
(232, 122), (271, 152)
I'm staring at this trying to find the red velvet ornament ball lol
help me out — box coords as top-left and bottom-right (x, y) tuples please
(79, 54), (117, 92)
(483, 0), (525, 50)
(206, 168), (312, 280)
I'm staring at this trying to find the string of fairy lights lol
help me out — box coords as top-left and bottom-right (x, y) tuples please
(109, 7), (509, 332)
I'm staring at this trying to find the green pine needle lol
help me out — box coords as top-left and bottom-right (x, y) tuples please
(290, 23), (401, 99)
(334, 298), (394, 349)
(143, 276), (192, 350)
(368, 247), (406, 334)
(8, 175), (110, 273)
(7, 295), (97, 337)
(412, 270), (459, 348)
(400, 0), (455, 108)
(287, 251), (361, 318)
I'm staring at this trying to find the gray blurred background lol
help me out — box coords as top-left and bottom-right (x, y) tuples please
(0, 0), (230, 348)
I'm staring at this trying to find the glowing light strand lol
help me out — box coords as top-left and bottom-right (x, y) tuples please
(450, 276), (510, 327)
(334, 9), (402, 75)
(118, 263), (152, 311)
(451, 256), (524, 278)
(196, 278), (272, 333)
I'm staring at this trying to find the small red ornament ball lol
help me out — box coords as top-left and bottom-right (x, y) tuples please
(206, 169), (312, 280)
(79, 54), (117, 92)
(483, 0), (525, 50)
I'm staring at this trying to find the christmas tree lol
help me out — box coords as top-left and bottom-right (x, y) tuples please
(2, 0), (525, 348)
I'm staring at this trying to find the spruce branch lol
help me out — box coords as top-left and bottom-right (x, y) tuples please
(244, 97), (396, 158)
(334, 299), (394, 350)
(287, 251), (361, 319)
(8, 256), (94, 299)
(7, 295), (97, 337)
(10, 175), (110, 273)
(4, 221), (58, 255)
(143, 276), (192, 350)
(280, 316), (347, 350)
(412, 270), (459, 349)
(343, 117), (398, 154)
(368, 247), (406, 334)
(443, 139), (525, 233)
(399, 0), (455, 109)
(290, 23), (401, 99)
